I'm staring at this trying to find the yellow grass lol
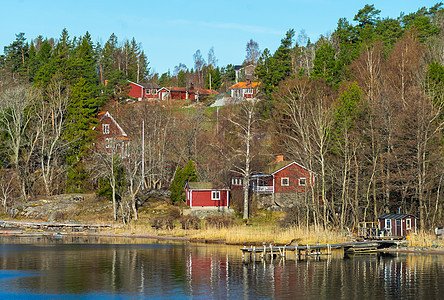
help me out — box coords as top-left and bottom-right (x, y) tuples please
(407, 230), (444, 248)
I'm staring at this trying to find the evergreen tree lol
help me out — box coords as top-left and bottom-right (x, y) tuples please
(170, 160), (198, 204)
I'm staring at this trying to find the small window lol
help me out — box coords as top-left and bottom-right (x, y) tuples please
(212, 191), (220, 200)
(281, 177), (289, 186)
(406, 218), (411, 230)
(146, 89), (151, 95)
(232, 178), (243, 186)
(102, 124), (110, 135)
(299, 178), (306, 186)
(385, 219), (391, 229)
(105, 138), (110, 149)
(153, 89), (158, 95)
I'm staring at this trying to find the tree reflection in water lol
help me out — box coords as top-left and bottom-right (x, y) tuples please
(0, 236), (443, 298)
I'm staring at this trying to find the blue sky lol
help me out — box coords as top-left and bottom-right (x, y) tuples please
(0, 0), (439, 75)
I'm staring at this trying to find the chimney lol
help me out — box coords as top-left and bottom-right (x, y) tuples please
(276, 155), (284, 163)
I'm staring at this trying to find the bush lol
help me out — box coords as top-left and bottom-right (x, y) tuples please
(152, 216), (175, 230)
(180, 215), (200, 229)
(205, 215), (235, 229)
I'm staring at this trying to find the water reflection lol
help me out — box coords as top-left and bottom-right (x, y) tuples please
(0, 236), (443, 299)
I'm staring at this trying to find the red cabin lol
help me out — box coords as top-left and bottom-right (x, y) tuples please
(378, 213), (417, 237)
(95, 111), (130, 157)
(127, 81), (160, 100)
(185, 182), (230, 208)
(249, 156), (315, 194)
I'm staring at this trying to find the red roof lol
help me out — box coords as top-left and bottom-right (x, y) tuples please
(229, 81), (260, 89)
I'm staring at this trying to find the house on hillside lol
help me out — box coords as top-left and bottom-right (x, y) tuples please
(95, 111), (130, 157)
(231, 155), (315, 209)
(234, 64), (255, 83)
(185, 182), (230, 208)
(228, 81), (260, 99)
(127, 81), (160, 100)
(378, 213), (417, 237)
(157, 85), (218, 101)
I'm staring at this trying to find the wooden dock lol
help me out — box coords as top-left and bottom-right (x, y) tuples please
(0, 220), (120, 233)
(241, 240), (408, 262)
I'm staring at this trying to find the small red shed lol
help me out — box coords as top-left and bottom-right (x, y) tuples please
(185, 182), (230, 208)
(378, 213), (417, 237)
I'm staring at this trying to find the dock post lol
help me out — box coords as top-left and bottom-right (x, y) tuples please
(253, 246), (256, 262)
(262, 242), (266, 261)
(270, 243), (273, 260)
(295, 243), (299, 260)
(283, 245), (286, 259)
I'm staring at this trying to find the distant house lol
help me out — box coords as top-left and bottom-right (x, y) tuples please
(378, 213), (417, 237)
(185, 182), (230, 208)
(95, 111), (130, 157)
(228, 81), (260, 98)
(157, 85), (218, 101)
(128, 81), (160, 100)
(234, 64), (255, 83)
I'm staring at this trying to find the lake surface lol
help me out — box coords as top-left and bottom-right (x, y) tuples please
(0, 235), (443, 299)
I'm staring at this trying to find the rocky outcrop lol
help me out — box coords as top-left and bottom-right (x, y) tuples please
(9, 194), (84, 221)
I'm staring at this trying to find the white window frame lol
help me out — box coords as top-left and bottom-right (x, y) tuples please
(211, 191), (221, 200)
(102, 124), (110, 135)
(232, 178), (243, 186)
(105, 138), (110, 149)
(299, 178), (307, 186)
(406, 218), (411, 230)
(385, 219), (391, 229)
(281, 177), (289, 186)
(153, 89), (158, 95)
(146, 89), (151, 95)
(245, 88), (253, 94)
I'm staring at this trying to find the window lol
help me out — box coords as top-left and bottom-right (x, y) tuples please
(102, 124), (110, 135)
(406, 218), (411, 230)
(212, 191), (220, 200)
(232, 178), (243, 186)
(153, 89), (158, 95)
(299, 178), (307, 186)
(281, 177), (289, 186)
(146, 89), (151, 95)
(385, 219), (391, 229)
(105, 138), (110, 149)
(245, 88), (253, 94)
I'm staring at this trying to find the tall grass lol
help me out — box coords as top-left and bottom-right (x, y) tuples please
(408, 230), (444, 248)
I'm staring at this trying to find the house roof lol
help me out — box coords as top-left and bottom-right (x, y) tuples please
(98, 111), (127, 137)
(378, 213), (417, 220)
(229, 81), (261, 90)
(266, 161), (312, 175)
(161, 87), (219, 96)
(139, 82), (160, 89)
(186, 182), (229, 190)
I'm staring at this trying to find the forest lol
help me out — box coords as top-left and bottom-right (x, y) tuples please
(0, 4), (443, 229)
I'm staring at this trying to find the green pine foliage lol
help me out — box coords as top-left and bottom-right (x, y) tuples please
(170, 160), (198, 204)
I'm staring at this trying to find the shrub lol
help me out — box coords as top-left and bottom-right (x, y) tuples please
(180, 215), (200, 229)
(205, 215), (235, 229)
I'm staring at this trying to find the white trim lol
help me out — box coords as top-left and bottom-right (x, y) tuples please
(102, 124), (110, 134)
(271, 161), (314, 176)
(281, 177), (289, 186)
(211, 191), (221, 200)
(299, 177), (306, 186)
(406, 218), (411, 230)
(99, 111), (127, 137)
(385, 219), (391, 229)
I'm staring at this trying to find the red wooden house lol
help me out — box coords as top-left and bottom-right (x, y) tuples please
(127, 81), (160, 100)
(157, 85), (218, 101)
(378, 213), (417, 237)
(95, 111), (130, 157)
(228, 81), (260, 98)
(185, 182), (230, 208)
(231, 156), (315, 194)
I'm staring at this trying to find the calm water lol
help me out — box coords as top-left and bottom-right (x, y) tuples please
(0, 235), (443, 299)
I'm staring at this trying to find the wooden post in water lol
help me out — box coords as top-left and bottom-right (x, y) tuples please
(270, 243), (273, 261)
